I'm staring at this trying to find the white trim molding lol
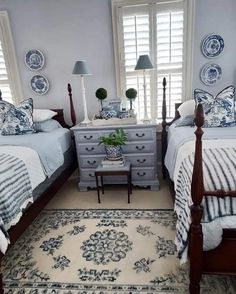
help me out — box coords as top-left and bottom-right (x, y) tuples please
(0, 11), (23, 104)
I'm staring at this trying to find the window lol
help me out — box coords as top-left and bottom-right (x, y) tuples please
(0, 11), (23, 104)
(112, 0), (195, 121)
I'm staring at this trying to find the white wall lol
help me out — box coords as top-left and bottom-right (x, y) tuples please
(192, 0), (236, 97)
(0, 0), (236, 123)
(0, 0), (117, 124)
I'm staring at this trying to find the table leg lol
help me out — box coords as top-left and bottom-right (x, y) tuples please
(130, 168), (132, 195)
(95, 174), (101, 203)
(127, 174), (130, 204)
(101, 175), (104, 194)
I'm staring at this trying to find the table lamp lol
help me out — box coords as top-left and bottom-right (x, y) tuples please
(72, 60), (92, 125)
(135, 55), (154, 122)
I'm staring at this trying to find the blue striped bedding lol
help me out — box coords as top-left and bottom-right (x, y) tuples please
(165, 125), (236, 259)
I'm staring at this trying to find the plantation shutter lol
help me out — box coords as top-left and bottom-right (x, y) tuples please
(156, 2), (184, 119)
(120, 5), (151, 120)
(114, 0), (187, 121)
(0, 40), (13, 103)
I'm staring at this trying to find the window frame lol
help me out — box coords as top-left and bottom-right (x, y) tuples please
(112, 0), (195, 119)
(0, 11), (23, 104)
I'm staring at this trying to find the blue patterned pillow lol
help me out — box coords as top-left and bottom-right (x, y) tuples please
(0, 100), (11, 129)
(194, 86), (235, 127)
(1, 98), (35, 135)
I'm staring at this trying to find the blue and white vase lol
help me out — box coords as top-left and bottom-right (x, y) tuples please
(118, 109), (129, 119)
(100, 106), (117, 119)
(104, 145), (122, 160)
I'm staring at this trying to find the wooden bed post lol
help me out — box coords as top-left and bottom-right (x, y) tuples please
(67, 83), (76, 126)
(161, 77), (167, 179)
(189, 103), (204, 294)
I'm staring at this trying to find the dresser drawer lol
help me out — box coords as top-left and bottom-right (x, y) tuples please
(75, 131), (100, 143)
(78, 143), (104, 155)
(80, 169), (96, 181)
(122, 142), (154, 153)
(80, 155), (103, 168)
(126, 154), (154, 167)
(132, 167), (155, 180)
(126, 128), (154, 141)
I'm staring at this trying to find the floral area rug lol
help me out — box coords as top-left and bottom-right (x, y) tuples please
(2, 209), (236, 293)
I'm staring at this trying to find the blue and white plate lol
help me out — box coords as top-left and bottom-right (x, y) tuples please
(200, 63), (222, 86)
(201, 34), (224, 58)
(30, 75), (49, 95)
(25, 49), (45, 71)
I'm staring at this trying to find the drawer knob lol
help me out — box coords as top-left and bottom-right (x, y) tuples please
(89, 173), (95, 177)
(84, 135), (93, 140)
(137, 159), (146, 164)
(136, 133), (145, 137)
(137, 172), (146, 176)
(136, 146), (145, 150)
(87, 160), (96, 165)
(86, 147), (95, 152)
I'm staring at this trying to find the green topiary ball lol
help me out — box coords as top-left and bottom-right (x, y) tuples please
(95, 88), (107, 100)
(125, 88), (137, 99)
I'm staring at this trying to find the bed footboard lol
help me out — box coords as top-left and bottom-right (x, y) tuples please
(189, 104), (236, 293)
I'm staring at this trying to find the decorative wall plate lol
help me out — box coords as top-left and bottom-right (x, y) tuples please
(200, 63), (222, 86)
(25, 49), (45, 71)
(30, 75), (49, 95)
(201, 34), (224, 58)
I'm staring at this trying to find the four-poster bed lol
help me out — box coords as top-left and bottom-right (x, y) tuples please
(0, 83), (77, 293)
(161, 77), (236, 293)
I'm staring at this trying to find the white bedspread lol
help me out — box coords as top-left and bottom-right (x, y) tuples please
(0, 145), (46, 253)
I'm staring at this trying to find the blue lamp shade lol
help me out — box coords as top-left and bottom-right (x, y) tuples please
(135, 55), (154, 70)
(72, 60), (92, 75)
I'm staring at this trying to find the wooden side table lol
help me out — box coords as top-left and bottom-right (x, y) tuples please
(95, 162), (132, 203)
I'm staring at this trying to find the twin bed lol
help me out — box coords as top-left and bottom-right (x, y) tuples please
(162, 77), (236, 293)
(0, 89), (76, 293)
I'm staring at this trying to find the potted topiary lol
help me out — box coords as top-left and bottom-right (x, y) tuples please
(99, 128), (127, 160)
(126, 88), (137, 110)
(95, 88), (107, 110)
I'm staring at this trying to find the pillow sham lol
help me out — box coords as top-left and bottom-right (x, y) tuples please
(33, 109), (57, 122)
(35, 119), (61, 132)
(177, 99), (195, 117)
(1, 98), (35, 135)
(175, 115), (194, 127)
(194, 86), (235, 127)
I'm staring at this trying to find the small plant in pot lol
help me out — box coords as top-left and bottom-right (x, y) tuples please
(99, 128), (128, 160)
(95, 88), (107, 110)
(126, 88), (137, 110)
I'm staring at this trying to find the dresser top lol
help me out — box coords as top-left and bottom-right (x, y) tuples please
(71, 122), (157, 131)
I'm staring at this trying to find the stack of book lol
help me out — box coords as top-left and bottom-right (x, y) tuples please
(101, 156), (125, 168)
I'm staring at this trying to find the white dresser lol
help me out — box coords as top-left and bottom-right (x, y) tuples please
(71, 123), (159, 191)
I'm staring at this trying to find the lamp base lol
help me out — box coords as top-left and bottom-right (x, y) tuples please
(142, 116), (151, 124)
(79, 118), (92, 126)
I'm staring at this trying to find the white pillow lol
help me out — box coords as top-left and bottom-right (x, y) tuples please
(33, 109), (57, 122)
(177, 100), (196, 117)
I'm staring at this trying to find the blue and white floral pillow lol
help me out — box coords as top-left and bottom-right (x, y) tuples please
(0, 100), (11, 129)
(194, 86), (235, 127)
(1, 98), (35, 135)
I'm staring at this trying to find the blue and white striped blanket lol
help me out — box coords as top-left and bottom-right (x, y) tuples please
(165, 125), (236, 261)
(175, 146), (236, 258)
(0, 152), (33, 230)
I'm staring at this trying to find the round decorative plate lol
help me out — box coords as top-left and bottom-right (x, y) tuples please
(201, 34), (224, 58)
(200, 63), (222, 86)
(25, 49), (45, 71)
(30, 75), (49, 95)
